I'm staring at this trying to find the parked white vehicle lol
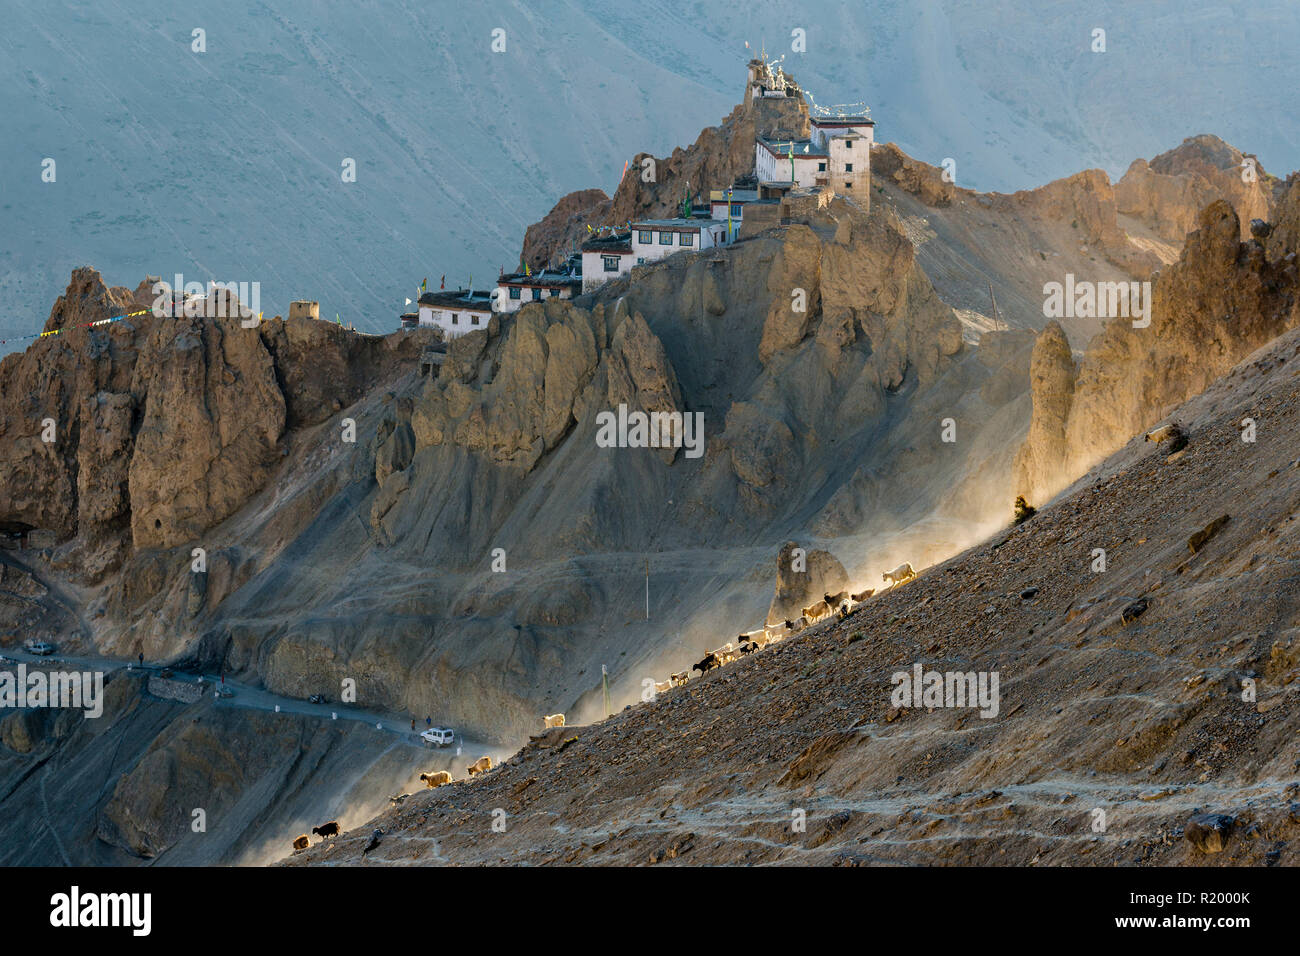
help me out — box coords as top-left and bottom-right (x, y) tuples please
(421, 727), (455, 747)
(23, 639), (56, 656)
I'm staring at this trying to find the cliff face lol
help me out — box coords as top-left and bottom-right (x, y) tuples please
(520, 188), (611, 273)
(0, 268), (428, 578)
(872, 144), (956, 207)
(1009, 322), (1075, 504)
(1015, 186), (1300, 503)
(1115, 134), (1282, 242)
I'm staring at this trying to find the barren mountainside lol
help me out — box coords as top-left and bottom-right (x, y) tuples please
(1, 60), (1296, 863)
(290, 318), (1300, 866)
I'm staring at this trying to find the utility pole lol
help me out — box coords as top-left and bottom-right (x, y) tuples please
(988, 281), (1002, 331)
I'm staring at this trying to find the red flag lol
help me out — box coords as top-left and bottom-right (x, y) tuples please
(440, 275), (445, 290)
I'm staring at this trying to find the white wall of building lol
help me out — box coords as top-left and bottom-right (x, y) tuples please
(493, 283), (574, 314)
(827, 134), (870, 205)
(581, 250), (633, 293)
(417, 304), (492, 338)
(709, 200), (746, 221)
(710, 203), (746, 242)
(755, 142), (823, 188)
(631, 222), (726, 265)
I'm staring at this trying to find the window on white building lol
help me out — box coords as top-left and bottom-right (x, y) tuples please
(531, 288), (542, 300)
(680, 232), (694, 246)
(731, 203), (742, 215)
(638, 230), (652, 243)
(818, 162), (827, 172)
(509, 287), (521, 300)
(452, 314), (459, 325)
(845, 164), (853, 172)
(658, 232), (672, 245)
(602, 256), (620, 272)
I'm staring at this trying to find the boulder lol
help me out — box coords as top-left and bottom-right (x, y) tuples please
(766, 541), (849, 625)
(1184, 813), (1235, 854)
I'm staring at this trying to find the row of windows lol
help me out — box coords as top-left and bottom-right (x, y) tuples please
(637, 230), (695, 247)
(506, 287), (564, 300)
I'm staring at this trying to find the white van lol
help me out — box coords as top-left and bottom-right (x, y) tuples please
(421, 727), (455, 747)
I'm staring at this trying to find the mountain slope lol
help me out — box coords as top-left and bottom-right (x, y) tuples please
(289, 320), (1300, 866)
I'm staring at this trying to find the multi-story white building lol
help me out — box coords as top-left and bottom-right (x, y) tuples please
(631, 219), (729, 265)
(810, 115), (874, 208)
(756, 123), (872, 209)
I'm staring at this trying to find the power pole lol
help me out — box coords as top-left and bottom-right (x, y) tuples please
(988, 281), (1002, 331)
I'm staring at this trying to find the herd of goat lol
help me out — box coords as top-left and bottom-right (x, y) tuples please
(679, 562), (916, 680)
(290, 561), (918, 855)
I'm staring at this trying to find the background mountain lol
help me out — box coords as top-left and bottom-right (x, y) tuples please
(4, 0), (1300, 348)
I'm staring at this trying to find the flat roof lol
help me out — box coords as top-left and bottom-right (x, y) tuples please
(709, 189), (761, 202)
(418, 290), (494, 311)
(581, 231), (633, 252)
(757, 137), (828, 159)
(632, 218), (728, 229)
(812, 115), (875, 126)
(498, 271), (581, 288)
